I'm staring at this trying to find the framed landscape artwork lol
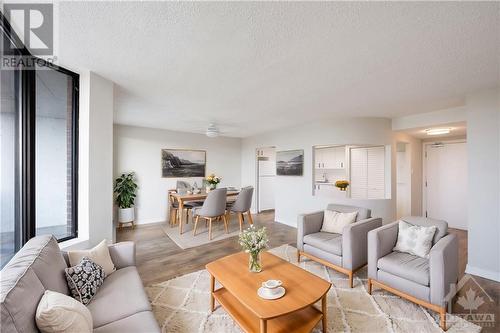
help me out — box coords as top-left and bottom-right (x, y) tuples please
(276, 149), (304, 176)
(161, 149), (206, 178)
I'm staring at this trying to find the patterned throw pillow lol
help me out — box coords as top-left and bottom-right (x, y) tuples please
(65, 257), (105, 305)
(393, 220), (437, 258)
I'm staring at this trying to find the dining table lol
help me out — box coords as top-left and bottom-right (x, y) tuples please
(170, 189), (240, 234)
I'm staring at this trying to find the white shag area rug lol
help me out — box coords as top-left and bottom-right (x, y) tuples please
(145, 245), (481, 333)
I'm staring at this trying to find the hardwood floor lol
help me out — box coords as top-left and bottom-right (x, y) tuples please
(117, 211), (295, 285)
(117, 212), (499, 331)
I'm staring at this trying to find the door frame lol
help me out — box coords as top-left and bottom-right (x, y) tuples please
(422, 138), (466, 219)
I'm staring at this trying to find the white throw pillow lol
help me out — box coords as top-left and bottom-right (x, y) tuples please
(68, 240), (116, 276)
(36, 290), (93, 333)
(321, 210), (358, 234)
(393, 220), (437, 258)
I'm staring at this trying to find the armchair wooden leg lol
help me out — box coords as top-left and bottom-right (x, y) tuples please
(222, 214), (229, 234)
(348, 271), (354, 288)
(247, 211), (254, 225)
(439, 308), (446, 331)
(368, 278), (372, 295)
(297, 250), (301, 263)
(193, 215), (200, 236)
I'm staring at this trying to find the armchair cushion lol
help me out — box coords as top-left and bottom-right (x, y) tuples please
(303, 232), (342, 256)
(326, 204), (370, 221)
(399, 216), (447, 245)
(393, 220), (437, 258)
(377, 251), (429, 286)
(321, 210), (357, 234)
(297, 211), (324, 251)
(367, 221), (399, 279)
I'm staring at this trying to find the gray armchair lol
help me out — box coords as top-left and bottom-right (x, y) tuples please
(367, 216), (458, 331)
(297, 204), (382, 288)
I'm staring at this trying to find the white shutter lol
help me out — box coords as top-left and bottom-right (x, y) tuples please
(367, 146), (385, 199)
(349, 146), (385, 199)
(350, 148), (368, 199)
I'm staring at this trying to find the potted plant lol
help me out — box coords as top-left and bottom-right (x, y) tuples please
(335, 180), (349, 191)
(114, 172), (138, 225)
(205, 173), (222, 191)
(239, 225), (269, 272)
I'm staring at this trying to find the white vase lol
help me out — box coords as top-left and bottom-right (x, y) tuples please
(118, 207), (134, 223)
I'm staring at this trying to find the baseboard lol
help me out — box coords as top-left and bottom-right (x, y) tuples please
(274, 218), (296, 228)
(465, 264), (500, 282)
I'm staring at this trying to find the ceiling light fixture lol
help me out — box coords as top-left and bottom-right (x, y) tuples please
(206, 123), (220, 138)
(425, 128), (451, 136)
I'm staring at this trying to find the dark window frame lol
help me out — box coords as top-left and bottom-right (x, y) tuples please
(1, 11), (79, 245)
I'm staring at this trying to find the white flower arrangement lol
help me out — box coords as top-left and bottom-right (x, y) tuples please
(239, 225), (268, 253)
(239, 225), (268, 272)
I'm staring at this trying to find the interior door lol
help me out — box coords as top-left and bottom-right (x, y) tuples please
(425, 142), (467, 229)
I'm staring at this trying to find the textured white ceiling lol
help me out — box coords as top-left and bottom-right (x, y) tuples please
(56, 2), (500, 137)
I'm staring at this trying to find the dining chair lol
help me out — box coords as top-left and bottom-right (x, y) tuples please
(168, 189), (202, 227)
(192, 188), (228, 240)
(227, 186), (254, 232)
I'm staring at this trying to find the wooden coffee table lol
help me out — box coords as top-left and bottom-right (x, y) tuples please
(206, 251), (331, 333)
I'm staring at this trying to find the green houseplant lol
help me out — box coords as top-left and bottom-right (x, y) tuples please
(114, 172), (138, 225)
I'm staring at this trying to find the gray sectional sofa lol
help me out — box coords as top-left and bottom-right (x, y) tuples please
(0, 235), (160, 333)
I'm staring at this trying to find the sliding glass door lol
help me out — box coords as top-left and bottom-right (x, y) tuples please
(1, 14), (79, 267)
(35, 64), (78, 241)
(0, 37), (21, 267)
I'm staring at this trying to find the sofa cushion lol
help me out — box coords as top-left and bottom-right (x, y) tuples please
(1, 268), (45, 333)
(326, 204), (371, 221)
(1, 235), (67, 333)
(93, 311), (160, 333)
(36, 290), (93, 333)
(303, 232), (342, 256)
(68, 240), (116, 277)
(13, 235), (69, 295)
(378, 251), (430, 286)
(87, 267), (151, 328)
(65, 257), (106, 305)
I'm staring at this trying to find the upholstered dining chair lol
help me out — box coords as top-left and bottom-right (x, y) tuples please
(367, 216), (458, 330)
(167, 189), (201, 227)
(297, 204), (382, 288)
(192, 188), (228, 240)
(227, 186), (254, 232)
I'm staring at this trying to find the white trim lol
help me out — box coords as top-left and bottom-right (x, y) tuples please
(422, 139), (466, 221)
(465, 264), (500, 282)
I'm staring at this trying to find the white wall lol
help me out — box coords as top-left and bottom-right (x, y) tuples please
(113, 125), (242, 224)
(465, 88), (500, 281)
(392, 88), (500, 282)
(88, 73), (115, 244)
(63, 71), (114, 250)
(393, 132), (423, 216)
(241, 118), (397, 227)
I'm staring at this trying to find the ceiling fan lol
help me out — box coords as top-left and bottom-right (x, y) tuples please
(206, 123), (220, 138)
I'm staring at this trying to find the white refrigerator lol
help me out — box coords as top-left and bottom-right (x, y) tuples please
(258, 157), (275, 212)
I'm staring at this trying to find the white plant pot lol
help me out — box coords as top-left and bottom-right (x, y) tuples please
(118, 207), (135, 223)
